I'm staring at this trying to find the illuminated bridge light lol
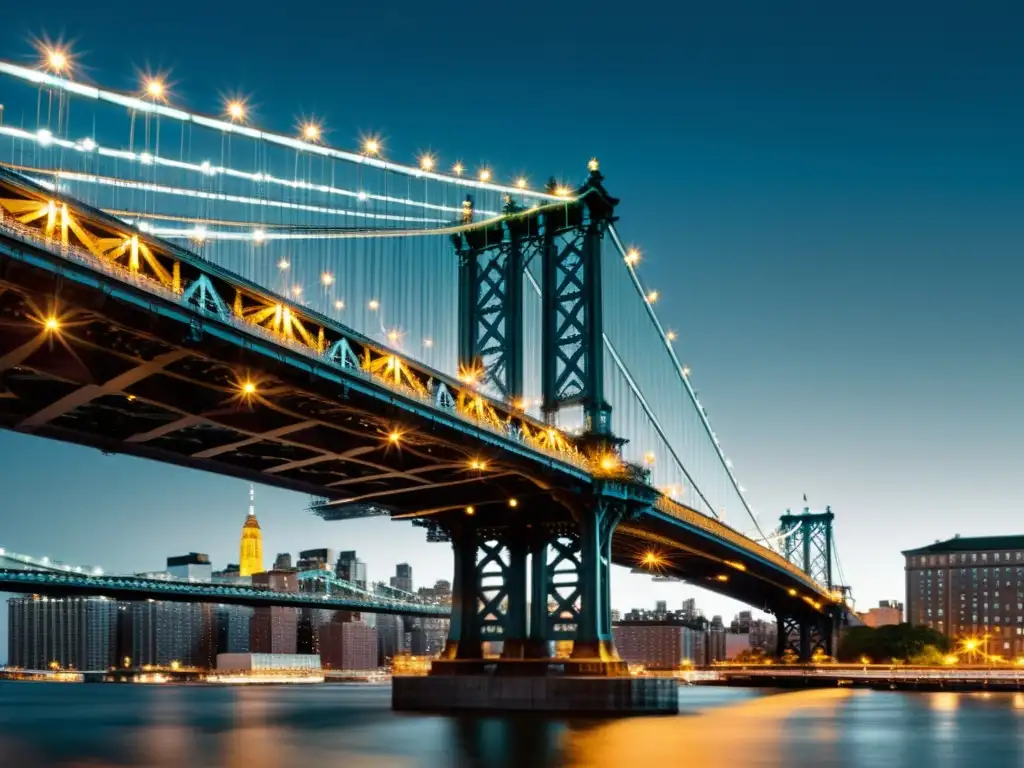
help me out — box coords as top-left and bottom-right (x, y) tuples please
(419, 154), (435, 171)
(646, 290), (659, 304)
(469, 459), (487, 471)
(788, 588), (798, 596)
(321, 272), (333, 286)
(226, 99), (247, 122)
(44, 47), (70, 74)
(388, 430), (402, 444)
(368, 299), (380, 311)
(715, 574), (729, 582)
(363, 137), (381, 155)
(625, 248), (640, 265)
(302, 122), (322, 142)
(465, 506), (475, 516)
(145, 78), (166, 101)
(44, 316), (60, 332)
(241, 381), (256, 395)
(508, 499), (518, 508)
(725, 561), (746, 572)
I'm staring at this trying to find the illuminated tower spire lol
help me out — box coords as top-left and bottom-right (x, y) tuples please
(239, 484), (264, 577)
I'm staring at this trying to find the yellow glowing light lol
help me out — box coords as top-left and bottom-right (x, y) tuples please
(145, 78), (165, 100)
(465, 505), (475, 516)
(555, 185), (571, 197)
(599, 454), (619, 472)
(302, 122), (321, 142)
(452, 162), (464, 176)
(642, 551), (664, 567)
(368, 299), (380, 310)
(715, 574), (729, 582)
(682, 366), (691, 377)
(44, 316), (60, 332)
(419, 154), (435, 171)
(944, 654), (960, 666)
(788, 588), (797, 596)
(387, 329), (399, 343)
(508, 498), (518, 508)
(964, 639), (979, 652)
(334, 299), (344, 310)
(278, 258), (290, 270)
(469, 459), (487, 471)
(364, 137), (380, 155)
(321, 272), (334, 286)
(253, 229), (266, 243)
(646, 290), (659, 303)
(643, 451), (656, 464)
(170, 660), (181, 671)
(625, 248), (640, 266)
(46, 48), (69, 74)
(588, 157), (600, 172)
(515, 177), (527, 189)
(666, 330), (677, 341)
(860, 655), (872, 665)
(242, 381), (256, 395)
(479, 169), (492, 182)
(388, 430), (402, 444)
(226, 100), (246, 122)
(292, 285), (302, 297)
(725, 561), (747, 572)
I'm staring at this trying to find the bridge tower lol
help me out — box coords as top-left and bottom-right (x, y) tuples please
(775, 506), (840, 662)
(421, 164), (672, 711)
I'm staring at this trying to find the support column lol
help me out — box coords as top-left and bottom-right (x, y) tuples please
(799, 621), (811, 663)
(571, 501), (621, 662)
(525, 534), (554, 658)
(775, 615), (787, 659)
(500, 538), (529, 659)
(449, 527), (482, 661)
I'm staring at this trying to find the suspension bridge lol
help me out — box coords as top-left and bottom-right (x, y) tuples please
(0, 51), (851, 712)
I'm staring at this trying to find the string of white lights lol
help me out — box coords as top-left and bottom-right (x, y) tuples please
(32, 170), (450, 225)
(607, 224), (765, 540)
(0, 60), (569, 200)
(0, 125), (503, 218)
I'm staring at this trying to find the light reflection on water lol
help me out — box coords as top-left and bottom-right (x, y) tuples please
(2, 682), (1024, 767)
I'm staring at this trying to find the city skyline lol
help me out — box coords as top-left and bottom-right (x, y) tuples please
(2, 2), (1023, 662)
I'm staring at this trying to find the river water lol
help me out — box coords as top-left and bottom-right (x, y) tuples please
(2, 682), (1024, 766)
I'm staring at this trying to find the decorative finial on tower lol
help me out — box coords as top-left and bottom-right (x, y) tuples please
(588, 157), (600, 173)
(249, 484), (255, 517)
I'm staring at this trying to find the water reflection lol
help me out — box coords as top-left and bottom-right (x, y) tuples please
(3, 682), (1024, 767)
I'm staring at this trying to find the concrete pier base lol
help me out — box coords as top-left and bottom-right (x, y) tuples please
(393, 667), (678, 715)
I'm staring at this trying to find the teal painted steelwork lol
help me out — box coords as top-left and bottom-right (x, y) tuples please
(0, 568), (448, 618)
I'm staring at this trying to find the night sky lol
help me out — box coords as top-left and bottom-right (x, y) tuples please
(1, 2), (1022, 661)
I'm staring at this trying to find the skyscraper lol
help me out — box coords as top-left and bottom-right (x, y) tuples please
(8, 596), (118, 670)
(336, 551), (367, 588)
(391, 563), (413, 593)
(239, 485), (264, 577)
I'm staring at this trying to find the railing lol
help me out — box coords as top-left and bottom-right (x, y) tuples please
(0, 568), (449, 616)
(0, 203), (589, 472)
(654, 497), (831, 597)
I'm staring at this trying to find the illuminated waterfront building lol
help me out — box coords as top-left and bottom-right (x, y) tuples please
(319, 618), (378, 670)
(904, 535), (1024, 657)
(860, 600), (904, 628)
(7, 596), (118, 671)
(239, 485), (264, 577)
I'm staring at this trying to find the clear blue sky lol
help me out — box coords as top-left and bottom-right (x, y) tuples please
(1, 1), (1022, 660)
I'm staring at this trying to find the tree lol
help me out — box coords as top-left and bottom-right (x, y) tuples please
(837, 624), (951, 663)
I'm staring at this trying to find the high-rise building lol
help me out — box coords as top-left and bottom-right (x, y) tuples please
(298, 549), (336, 572)
(318, 618), (378, 670)
(655, 600), (668, 616)
(273, 553), (294, 571)
(612, 621), (707, 668)
(250, 570), (299, 654)
(681, 598), (697, 620)
(123, 601), (215, 668)
(336, 551), (367, 588)
(7, 596), (118, 670)
(391, 563), (413, 594)
(213, 605), (252, 655)
(904, 535), (1024, 657)
(166, 553), (212, 582)
(239, 485), (264, 577)
(860, 600), (904, 628)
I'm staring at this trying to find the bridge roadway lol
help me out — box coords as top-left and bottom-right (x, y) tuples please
(0, 167), (839, 677)
(0, 567), (447, 617)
